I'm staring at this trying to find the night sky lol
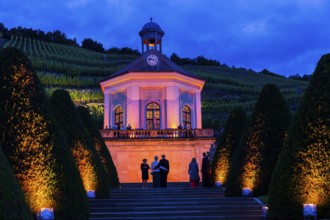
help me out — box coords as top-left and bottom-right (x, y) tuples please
(1, 0), (330, 76)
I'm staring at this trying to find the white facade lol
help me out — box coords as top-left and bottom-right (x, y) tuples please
(100, 71), (205, 130)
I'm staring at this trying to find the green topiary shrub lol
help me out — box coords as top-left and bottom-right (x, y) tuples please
(211, 108), (247, 186)
(0, 47), (89, 219)
(268, 54), (330, 219)
(77, 106), (120, 188)
(50, 89), (110, 198)
(225, 84), (292, 197)
(0, 145), (33, 219)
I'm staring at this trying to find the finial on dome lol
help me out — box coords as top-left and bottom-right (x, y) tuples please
(150, 17), (153, 22)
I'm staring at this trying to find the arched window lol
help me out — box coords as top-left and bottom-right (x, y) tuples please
(146, 102), (160, 129)
(183, 105), (191, 129)
(114, 106), (124, 129)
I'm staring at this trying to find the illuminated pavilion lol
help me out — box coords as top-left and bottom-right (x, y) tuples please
(100, 19), (215, 183)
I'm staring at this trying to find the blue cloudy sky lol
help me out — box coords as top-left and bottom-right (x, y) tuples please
(1, 0), (330, 76)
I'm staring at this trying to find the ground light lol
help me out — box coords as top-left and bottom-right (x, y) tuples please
(87, 190), (96, 199)
(303, 204), (317, 220)
(242, 187), (252, 196)
(37, 208), (54, 220)
(215, 181), (222, 187)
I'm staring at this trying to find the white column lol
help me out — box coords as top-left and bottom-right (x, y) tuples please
(103, 93), (110, 128)
(126, 85), (140, 129)
(195, 92), (202, 128)
(166, 86), (180, 128)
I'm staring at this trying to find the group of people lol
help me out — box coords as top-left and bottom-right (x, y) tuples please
(188, 152), (212, 188)
(141, 152), (211, 188)
(140, 154), (169, 189)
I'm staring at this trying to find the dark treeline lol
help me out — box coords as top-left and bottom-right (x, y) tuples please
(288, 73), (312, 81)
(0, 22), (140, 55)
(170, 53), (222, 66)
(0, 23), (79, 47)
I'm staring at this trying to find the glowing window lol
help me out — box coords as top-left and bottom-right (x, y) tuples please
(114, 106), (123, 128)
(183, 105), (191, 129)
(146, 102), (160, 129)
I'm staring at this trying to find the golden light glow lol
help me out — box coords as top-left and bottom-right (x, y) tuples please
(71, 140), (98, 193)
(241, 117), (264, 191)
(293, 120), (330, 205)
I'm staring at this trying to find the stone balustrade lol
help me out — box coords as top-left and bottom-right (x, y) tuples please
(100, 128), (214, 139)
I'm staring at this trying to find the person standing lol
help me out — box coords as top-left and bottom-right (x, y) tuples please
(141, 159), (150, 189)
(201, 152), (211, 187)
(188, 158), (200, 188)
(158, 154), (169, 188)
(151, 156), (160, 188)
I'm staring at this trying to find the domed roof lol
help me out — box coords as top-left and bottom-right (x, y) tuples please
(139, 18), (164, 37)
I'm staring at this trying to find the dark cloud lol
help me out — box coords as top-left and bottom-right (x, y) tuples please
(1, 0), (330, 76)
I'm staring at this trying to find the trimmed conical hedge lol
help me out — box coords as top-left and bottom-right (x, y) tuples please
(225, 84), (292, 197)
(50, 89), (110, 198)
(211, 108), (247, 186)
(0, 47), (89, 219)
(268, 54), (330, 219)
(77, 106), (120, 188)
(0, 145), (33, 219)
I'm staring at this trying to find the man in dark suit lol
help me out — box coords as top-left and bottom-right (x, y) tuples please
(158, 154), (169, 188)
(201, 152), (211, 187)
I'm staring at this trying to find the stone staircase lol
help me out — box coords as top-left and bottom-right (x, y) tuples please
(89, 182), (265, 220)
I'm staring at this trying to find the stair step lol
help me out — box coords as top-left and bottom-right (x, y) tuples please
(89, 182), (265, 220)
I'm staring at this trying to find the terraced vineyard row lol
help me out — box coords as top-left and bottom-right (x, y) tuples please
(185, 66), (308, 130)
(2, 35), (137, 76)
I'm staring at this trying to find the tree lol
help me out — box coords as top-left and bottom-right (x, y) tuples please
(211, 108), (247, 186)
(170, 53), (183, 65)
(268, 54), (330, 219)
(0, 145), (33, 219)
(81, 38), (105, 53)
(77, 106), (120, 188)
(225, 84), (292, 197)
(50, 89), (110, 198)
(0, 47), (88, 219)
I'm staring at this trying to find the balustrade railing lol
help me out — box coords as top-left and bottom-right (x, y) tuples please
(100, 128), (214, 139)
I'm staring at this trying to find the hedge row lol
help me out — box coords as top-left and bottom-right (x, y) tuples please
(0, 145), (32, 219)
(50, 89), (110, 198)
(268, 54), (330, 219)
(225, 84), (292, 197)
(77, 106), (120, 188)
(0, 47), (89, 219)
(211, 108), (247, 186)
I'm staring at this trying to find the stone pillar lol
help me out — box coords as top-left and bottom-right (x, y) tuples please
(103, 93), (110, 128)
(126, 85), (140, 129)
(166, 86), (180, 128)
(195, 92), (202, 128)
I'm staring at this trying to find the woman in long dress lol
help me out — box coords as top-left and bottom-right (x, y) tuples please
(188, 158), (200, 188)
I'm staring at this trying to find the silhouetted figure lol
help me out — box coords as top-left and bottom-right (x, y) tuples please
(141, 158), (150, 189)
(188, 158), (200, 188)
(156, 154), (169, 188)
(151, 156), (160, 188)
(201, 152), (211, 187)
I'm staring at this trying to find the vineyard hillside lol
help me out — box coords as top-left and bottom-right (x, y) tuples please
(0, 36), (309, 132)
